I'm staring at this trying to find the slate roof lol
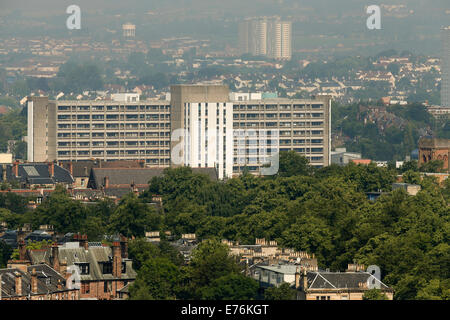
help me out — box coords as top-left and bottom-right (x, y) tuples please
(28, 243), (137, 282)
(0, 163), (74, 185)
(88, 167), (218, 189)
(60, 160), (145, 178)
(0, 264), (72, 298)
(306, 271), (391, 290)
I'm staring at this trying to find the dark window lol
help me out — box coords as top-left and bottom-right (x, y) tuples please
(103, 262), (113, 274)
(77, 263), (90, 275)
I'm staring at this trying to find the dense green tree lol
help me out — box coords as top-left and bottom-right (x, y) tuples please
(363, 289), (389, 300)
(200, 273), (259, 300)
(129, 257), (181, 300)
(0, 240), (12, 268)
(109, 193), (161, 238)
(264, 283), (297, 300)
(32, 186), (87, 233)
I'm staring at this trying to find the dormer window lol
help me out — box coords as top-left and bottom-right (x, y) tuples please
(76, 263), (90, 275)
(102, 262), (113, 274)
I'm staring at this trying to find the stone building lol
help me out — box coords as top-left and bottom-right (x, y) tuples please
(418, 137), (450, 172)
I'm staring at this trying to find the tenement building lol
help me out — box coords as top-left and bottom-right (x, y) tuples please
(27, 85), (331, 179)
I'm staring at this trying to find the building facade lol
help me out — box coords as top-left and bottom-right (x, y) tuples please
(27, 96), (171, 166)
(418, 137), (450, 172)
(27, 85), (331, 178)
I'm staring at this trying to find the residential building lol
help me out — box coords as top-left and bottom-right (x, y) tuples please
(252, 263), (394, 300)
(223, 238), (318, 269)
(122, 23), (136, 38)
(170, 85), (233, 179)
(331, 148), (362, 166)
(0, 265), (79, 300)
(59, 159), (146, 188)
(26, 234), (136, 300)
(0, 161), (74, 188)
(27, 96), (171, 166)
(238, 17), (292, 60)
(27, 85), (331, 179)
(296, 267), (394, 300)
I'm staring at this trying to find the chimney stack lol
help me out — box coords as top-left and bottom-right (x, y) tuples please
(31, 268), (38, 294)
(112, 241), (122, 279)
(14, 272), (22, 296)
(120, 235), (128, 259)
(48, 162), (55, 177)
(2, 164), (6, 181)
(81, 234), (88, 251)
(302, 268), (308, 290)
(68, 162), (73, 176)
(51, 244), (60, 272)
(18, 239), (27, 261)
(295, 267), (300, 289)
(104, 176), (109, 188)
(13, 161), (19, 177)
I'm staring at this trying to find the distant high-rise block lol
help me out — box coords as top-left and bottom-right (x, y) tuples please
(267, 20), (292, 60)
(122, 23), (136, 38)
(239, 17), (291, 60)
(442, 26), (450, 107)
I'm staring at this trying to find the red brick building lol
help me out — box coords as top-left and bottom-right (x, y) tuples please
(27, 235), (136, 300)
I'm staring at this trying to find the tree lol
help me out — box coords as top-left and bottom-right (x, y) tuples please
(200, 273), (259, 300)
(363, 289), (389, 300)
(33, 187), (87, 233)
(277, 151), (312, 177)
(264, 283), (297, 300)
(0, 240), (12, 268)
(129, 257), (181, 300)
(109, 193), (161, 238)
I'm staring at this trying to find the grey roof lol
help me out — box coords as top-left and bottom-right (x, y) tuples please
(0, 163), (74, 185)
(306, 271), (391, 290)
(256, 264), (299, 275)
(60, 160), (145, 178)
(28, 245), (137, 282)
(88, 167), (218, 189)
(0, 264), (71, 298)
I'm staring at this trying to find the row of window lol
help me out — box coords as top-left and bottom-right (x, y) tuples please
(233, 104), (323, 110)
(58, 132), (171, 138)
(234, 121), (324, 128)
(234, 113), (323, 119)
(58, 150), (170, 156)
(58, 123), (170, 129)
(58, 105), (170, 111)
(58, 114), (170, 121)
(58, 141), (170, 147)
